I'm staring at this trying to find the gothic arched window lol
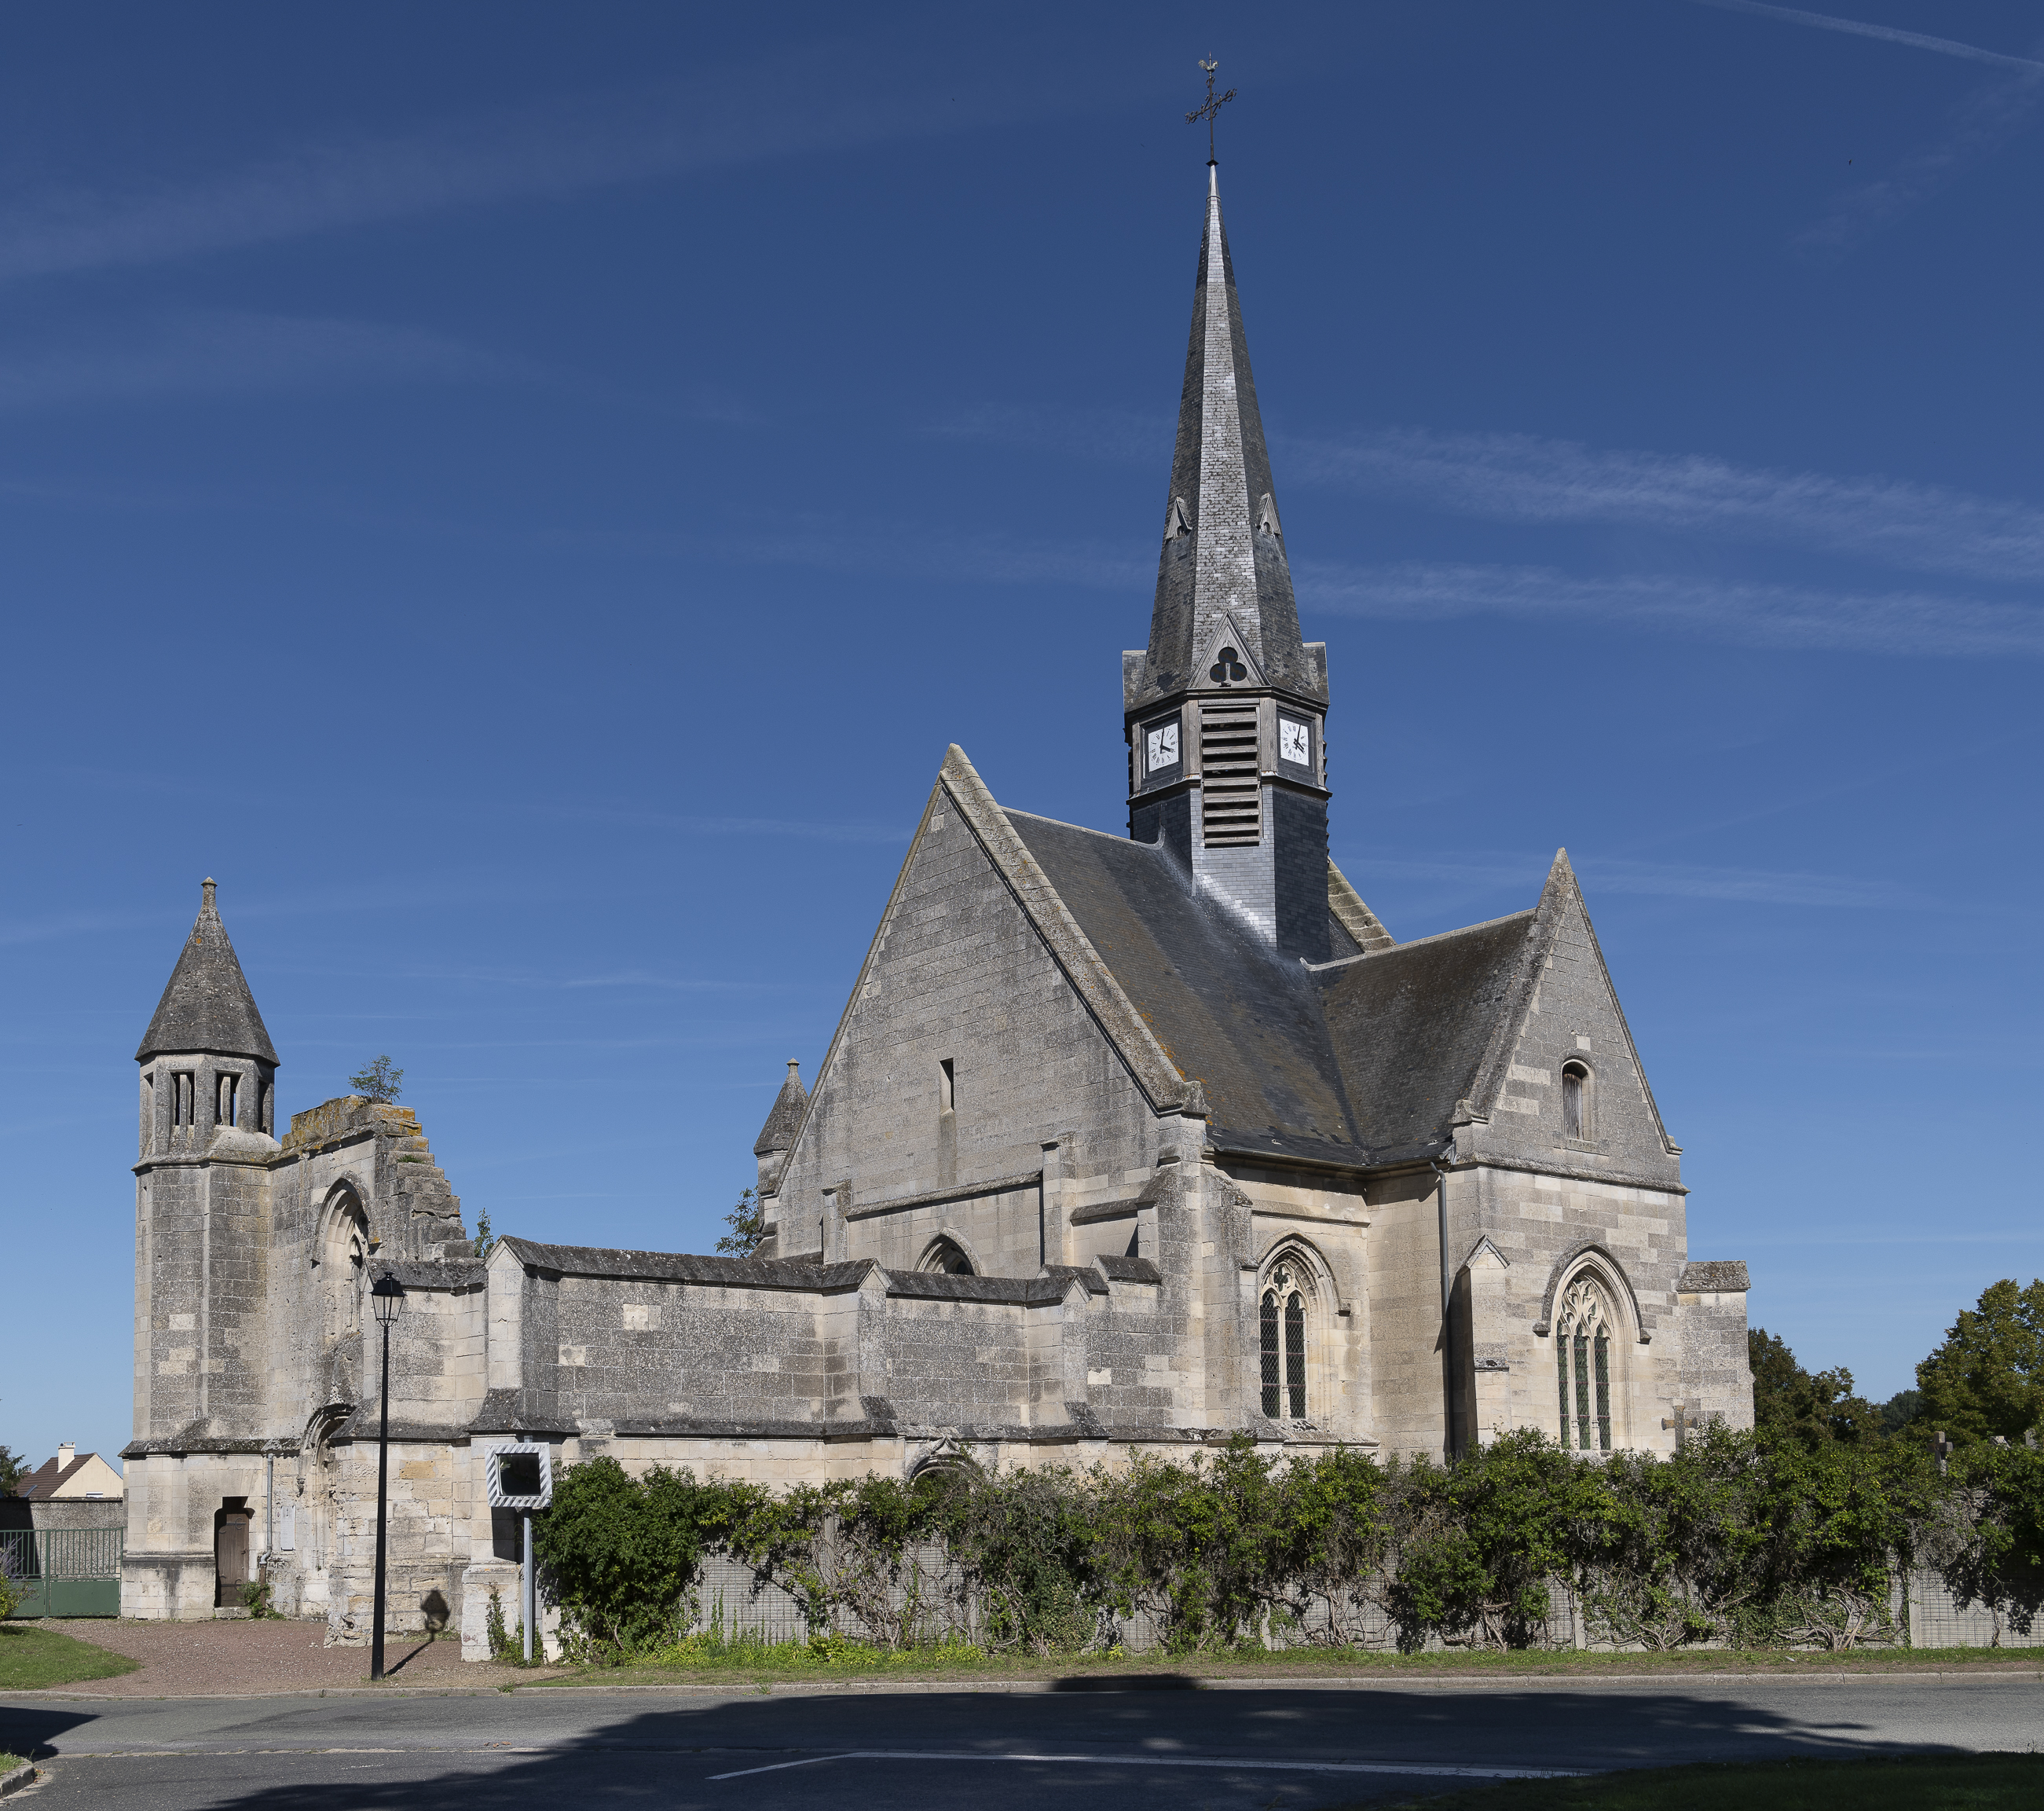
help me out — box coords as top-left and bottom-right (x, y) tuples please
(1260, 1260), (1308, 1419)
(1555, 1275), (1614, 1452)
(921, 1237), (974, 1277)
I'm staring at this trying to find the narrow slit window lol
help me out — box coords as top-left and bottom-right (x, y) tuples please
(219, 1072), (240, 1130)
(938, 1058), (954, 1114)
(1260, 1290), (1280, 1417)
(1562, 1062), (1588, 1138)
(1284, 1291), (1306, 1419)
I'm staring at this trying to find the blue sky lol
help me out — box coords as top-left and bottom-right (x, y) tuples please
(3, 1), (2039, 1472)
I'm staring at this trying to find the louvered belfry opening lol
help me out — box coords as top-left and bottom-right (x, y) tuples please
(1199, 700), (1261, 846)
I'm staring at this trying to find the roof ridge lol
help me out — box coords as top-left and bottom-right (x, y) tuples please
(1001, 807), (1161, 849)
(1351, 907), (1536, 957)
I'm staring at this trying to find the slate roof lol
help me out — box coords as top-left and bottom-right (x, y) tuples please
(1007, 810), (1366, 1164)
(753, 1060), (808, 1157)
(136, 878), (278, 1065)
(1129, 166), (1323, 713)
(998, 801), (1568, 1169)
(1315, 915), (1538, 1165)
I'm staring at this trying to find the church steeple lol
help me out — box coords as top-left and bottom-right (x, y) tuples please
(1128, 165), (1324, 715)
(1125, 168), (1332, 962)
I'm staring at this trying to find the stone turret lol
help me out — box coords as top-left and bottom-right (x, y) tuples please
(1125, 166), (1333, 961)
(753, 1060), (808, 1201)
(136, 877), (279, 1155)
(132, 879), (281, 1456)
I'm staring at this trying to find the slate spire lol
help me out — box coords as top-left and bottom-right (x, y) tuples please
(1130, 165), (1322, 712)
(136, 878), (279, 1065)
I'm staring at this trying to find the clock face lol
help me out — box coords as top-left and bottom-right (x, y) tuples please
(1279, 717), (1311, 767)
(1145, 721), (1180, 773)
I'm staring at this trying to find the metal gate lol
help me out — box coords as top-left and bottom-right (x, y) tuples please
(1, 1527), (126, 1619)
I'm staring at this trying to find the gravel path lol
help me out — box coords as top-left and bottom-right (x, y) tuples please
(31, 1619), (562, 1696)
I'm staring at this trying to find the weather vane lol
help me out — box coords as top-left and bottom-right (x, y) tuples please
(1186, 58), (1236, 164)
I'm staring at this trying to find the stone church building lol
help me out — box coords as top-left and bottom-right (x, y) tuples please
(120, 167), (1752, 1637)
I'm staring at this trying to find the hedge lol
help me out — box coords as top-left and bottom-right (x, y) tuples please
(527, 1427), (2043, 1661)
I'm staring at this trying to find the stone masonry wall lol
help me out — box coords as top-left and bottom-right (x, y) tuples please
(775, 797), (1163, 1267)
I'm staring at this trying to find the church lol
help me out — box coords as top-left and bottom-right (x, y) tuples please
(119, 166), (1753, 1637)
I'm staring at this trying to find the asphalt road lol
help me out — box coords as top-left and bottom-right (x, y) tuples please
(4, 1673), (2039, 1811)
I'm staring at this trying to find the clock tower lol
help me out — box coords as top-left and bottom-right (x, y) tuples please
(1125, 164), (1332, 962)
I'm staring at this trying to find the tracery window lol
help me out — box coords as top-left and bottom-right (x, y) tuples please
(921, 1237), (974, 1277)
(1260, 1260), (1307, 1419)
(1554, 1276), (1613, 1452)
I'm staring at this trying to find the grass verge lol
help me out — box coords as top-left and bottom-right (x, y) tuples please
(1362, 1754), (2044, 1811)
(0, 1623), (141, 1690)
(525, 1633), (2044, 1688)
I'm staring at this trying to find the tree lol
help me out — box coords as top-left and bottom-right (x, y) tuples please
(472, 1208), (495, 1263)
(716, 1187), (764, 1256)
(1879, 1390), (1922, 1436)
(1748, 1329), (1881, 1449)
(0, 1444), (26, 1495)
(348, 1055), (404, 1104)
(1916, 1278), (2044, 1449)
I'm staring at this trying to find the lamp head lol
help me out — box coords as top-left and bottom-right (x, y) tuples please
(370, 1272), (407, 1327)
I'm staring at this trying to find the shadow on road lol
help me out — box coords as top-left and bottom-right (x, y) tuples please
(5, 1677), (1988, 1810)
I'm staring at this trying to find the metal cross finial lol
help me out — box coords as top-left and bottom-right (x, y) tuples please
(1186, 58), (1236, 164)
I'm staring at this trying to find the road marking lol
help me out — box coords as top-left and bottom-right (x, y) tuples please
(707, 1750), (1584, 1781)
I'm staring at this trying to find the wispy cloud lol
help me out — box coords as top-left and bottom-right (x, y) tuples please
(943, 404), (2044, 588)
(1282, 427), (2044, 585)
(0, 310), (518, 412)
(1300, 559), (2044, 659)
(1687, 2), (2044, 75)
(1355, 851), (1918, 910)
(0, 39), (1132, 288)
(1684, 4), (2044, 259)
(1795, 57), (2044, 259)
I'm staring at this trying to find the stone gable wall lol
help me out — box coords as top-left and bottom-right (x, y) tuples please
(775, 804), (1162, 1265)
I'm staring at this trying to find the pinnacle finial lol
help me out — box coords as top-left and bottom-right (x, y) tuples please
(786, 1060), (801, 1078)
(202, 877), (218, 913)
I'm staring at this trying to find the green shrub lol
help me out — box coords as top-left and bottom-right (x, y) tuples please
(519, 1424), (2039, 1663)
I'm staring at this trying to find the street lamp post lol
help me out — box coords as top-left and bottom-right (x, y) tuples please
(368, 1272), (407, 1682)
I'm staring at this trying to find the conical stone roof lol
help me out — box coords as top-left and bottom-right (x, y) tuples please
(136, 878), (279, 1065)
(1131, 164), (1322, 713)
(753, 1061), (808, 1157)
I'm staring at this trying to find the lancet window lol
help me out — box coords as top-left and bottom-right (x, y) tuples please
(1260, 1259), (1307, 1419)
(1555, 1275), (1614, 1453)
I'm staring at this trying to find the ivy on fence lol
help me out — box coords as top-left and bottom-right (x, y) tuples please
(526, 1426), (2044, 1663)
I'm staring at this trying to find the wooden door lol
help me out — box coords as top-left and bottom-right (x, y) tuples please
(214, 1511), (250, 1608)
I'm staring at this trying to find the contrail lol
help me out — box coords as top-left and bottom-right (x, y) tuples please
(1688, 0), (2044, 75)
